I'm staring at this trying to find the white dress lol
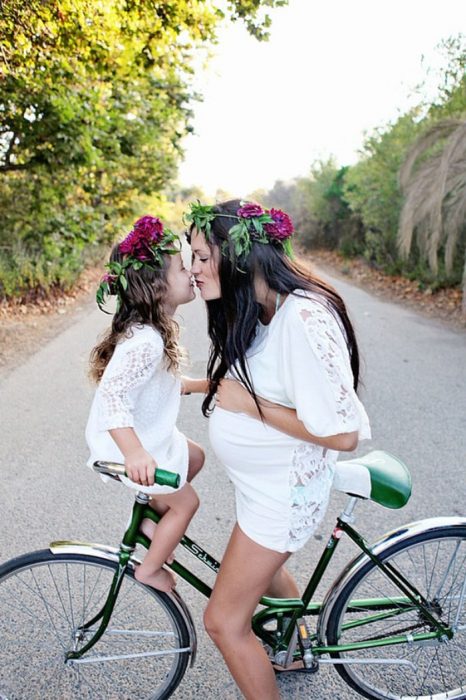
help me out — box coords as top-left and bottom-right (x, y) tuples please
(85, 324), (188, 494)
(209, 291), (371, 553)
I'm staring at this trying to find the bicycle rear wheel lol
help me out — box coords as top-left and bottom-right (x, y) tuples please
(326, 525), (466, 700)
(0, 549), (191, 700)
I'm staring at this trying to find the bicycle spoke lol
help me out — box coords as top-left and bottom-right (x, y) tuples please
(0, 553), (191, 699)
(327, 528), (466, 700)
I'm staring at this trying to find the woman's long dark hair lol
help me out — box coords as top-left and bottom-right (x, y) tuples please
(191, 199), (360, 417)
(89, 245), (181, 382)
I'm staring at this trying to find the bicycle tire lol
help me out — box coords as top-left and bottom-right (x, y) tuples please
(0, 549), (192, 700)
(326, 525), (466, 700)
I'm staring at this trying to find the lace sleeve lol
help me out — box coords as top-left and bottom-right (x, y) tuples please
(97, 340), (162, 431)
(281, 295), (370, 438)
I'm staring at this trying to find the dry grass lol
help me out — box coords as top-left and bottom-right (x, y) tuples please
(304, 248), (465, 330)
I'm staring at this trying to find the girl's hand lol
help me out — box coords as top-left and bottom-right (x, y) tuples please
(180, 375), (192, 395)
(125, 446), (158, 486)
(180, 375), (209, 395)
(216, 379), (256, 415)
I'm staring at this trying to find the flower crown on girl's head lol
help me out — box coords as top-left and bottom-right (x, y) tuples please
(96, 215), (180, 312)
(184, 201), (295, 261)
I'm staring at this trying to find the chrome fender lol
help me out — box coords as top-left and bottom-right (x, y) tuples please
(316, 516), (466, 645)
(49, 540), (198, 666)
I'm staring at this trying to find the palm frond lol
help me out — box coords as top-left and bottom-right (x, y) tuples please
(398, 119), (466, 277)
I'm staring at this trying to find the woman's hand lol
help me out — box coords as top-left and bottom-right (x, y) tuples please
(125, 446), (158, 486)
(216, 379), (256, 415)
(215, 385), (359, 450)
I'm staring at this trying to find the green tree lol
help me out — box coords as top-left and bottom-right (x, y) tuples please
(343, 112), (422, 268)
(0, 0), (287, 298)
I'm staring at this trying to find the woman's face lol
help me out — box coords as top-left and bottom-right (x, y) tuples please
(190, 230), (221, 301)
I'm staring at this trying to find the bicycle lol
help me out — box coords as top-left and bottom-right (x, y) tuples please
(0, 450), (464, 700)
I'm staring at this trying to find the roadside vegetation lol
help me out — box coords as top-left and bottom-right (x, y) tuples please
(1, 6), (464, 314)
(247, 36), (466, 313)
(0, 0), (286, 301)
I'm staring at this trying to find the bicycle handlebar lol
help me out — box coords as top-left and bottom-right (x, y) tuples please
(92, 461), (180, 489)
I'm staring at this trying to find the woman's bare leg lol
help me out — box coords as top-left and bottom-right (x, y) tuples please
(265, 565), (300, 598)
(204, 524), (290, 700)
(135, 483), (199, 591)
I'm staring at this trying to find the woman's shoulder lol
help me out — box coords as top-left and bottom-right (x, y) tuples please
(283, 290), (346, 339)
(285, 289), (334, 321)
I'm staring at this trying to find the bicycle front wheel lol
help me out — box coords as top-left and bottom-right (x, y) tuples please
(0, 549), (192, 700)
(326, 525), (466, 700)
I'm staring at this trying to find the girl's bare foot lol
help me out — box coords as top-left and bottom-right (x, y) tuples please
(139, 518), (176, 564)
(134, 564), (176, 592)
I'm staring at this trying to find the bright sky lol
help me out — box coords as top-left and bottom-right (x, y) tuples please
(178, 0), (464, 198)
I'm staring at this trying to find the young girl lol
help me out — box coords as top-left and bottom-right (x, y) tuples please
(86, 215), (204, 592)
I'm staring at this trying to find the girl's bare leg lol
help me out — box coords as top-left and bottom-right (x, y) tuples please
(186, 438), (205, 481)
(135, 483), (199, 592)
(142, 439), (205, 559)
(204, 524), (290, 700)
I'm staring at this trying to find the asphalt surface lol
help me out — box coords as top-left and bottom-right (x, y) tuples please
(1, 270), (465, 699)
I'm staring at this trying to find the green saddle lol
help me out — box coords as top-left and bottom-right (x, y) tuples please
(334, 450), (412, 509)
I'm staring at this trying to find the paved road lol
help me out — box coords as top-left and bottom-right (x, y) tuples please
(1, 271), (465, 699)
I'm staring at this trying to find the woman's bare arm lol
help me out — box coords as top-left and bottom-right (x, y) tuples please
(215, 379), (358, 452)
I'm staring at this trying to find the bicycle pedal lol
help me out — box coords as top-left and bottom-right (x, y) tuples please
(296, 617), (317, 671)
(296, 617), (312, 652)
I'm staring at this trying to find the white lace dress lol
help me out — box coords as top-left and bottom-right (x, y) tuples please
(85, 324), (188, 494)
(208, 291), (371, 553)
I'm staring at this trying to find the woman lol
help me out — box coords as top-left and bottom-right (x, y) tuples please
(184, 199), (370, 699)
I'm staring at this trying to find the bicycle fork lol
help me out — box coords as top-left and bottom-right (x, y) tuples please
(65, 495), (148, 662)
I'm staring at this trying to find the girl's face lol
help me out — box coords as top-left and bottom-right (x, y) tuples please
(163, 252), (196, 313)
(190, 230), (221, 301)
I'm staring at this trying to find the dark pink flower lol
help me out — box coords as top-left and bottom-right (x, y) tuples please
(264, 208), (294, 240)
(102, 272), (117, 284)
(237, 202), (264, 218)
(119, 215), (164, 260)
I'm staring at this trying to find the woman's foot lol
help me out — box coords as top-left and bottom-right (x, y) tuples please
(273, 659), (311, 674)
(134, 564), (176, 592)
(139, 518), (176, 564)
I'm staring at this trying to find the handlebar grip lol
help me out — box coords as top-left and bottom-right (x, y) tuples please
(152, 468), (180, 489)
(92, 461), (180, 488)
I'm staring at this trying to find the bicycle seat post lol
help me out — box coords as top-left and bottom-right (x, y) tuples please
(339, 496), (359, 524)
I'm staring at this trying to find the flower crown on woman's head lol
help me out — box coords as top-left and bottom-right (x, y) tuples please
(184, 201), (295, 261)
(96, 215), (180, 312)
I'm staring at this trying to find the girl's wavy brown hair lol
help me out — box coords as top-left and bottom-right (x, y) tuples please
(89, 244), (181, 383)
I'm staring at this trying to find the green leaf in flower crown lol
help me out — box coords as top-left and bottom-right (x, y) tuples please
(282, 237), (294, 259)
(132, 261), (143, 270)
(252, 217), (261, 232)
(119, 275), (128, 290)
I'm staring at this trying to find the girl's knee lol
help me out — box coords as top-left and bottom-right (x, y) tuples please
(190, 490), (200, 515)
(188, 441), (205, 480)
(183, 483), (199, 515)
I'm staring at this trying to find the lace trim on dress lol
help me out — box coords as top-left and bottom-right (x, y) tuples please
(296, 297), (358, 428)
(98, 341), (160, 430)
(288, 443), (334, 549)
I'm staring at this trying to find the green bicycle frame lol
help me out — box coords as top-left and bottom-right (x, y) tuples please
(66, 497), (452, 662)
